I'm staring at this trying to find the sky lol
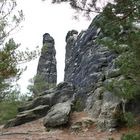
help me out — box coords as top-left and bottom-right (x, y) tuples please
(11, 0), (94, 94)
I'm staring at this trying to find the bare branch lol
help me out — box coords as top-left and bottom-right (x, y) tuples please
(0, 0), (5, 13)
(0, 1), (16, 21)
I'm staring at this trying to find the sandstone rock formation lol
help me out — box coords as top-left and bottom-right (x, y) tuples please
(3, 19), (125, 131)
(64, 17), (121, 130)
(4, 82), (75, 128)
(34, 33), (57, 94)
(4, 16), (140, 131)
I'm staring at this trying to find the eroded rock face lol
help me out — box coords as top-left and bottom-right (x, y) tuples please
(4, 105), (50, 128)
(4, 82), (75, 128)
(65, 30), (117, 90)
(4, 16), (140, 131)
(34, 33), (57, 94)
(64, 16), (121, 130)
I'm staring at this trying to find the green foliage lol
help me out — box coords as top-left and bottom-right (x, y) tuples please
(0, 87), (30, 124)
(0, 39), (20, 100)
(72, 97), (82, 112)
(0, 38), (38, 101)
(0, 1), (39, 100)
(97, 1), (140, 95)
(106, 78), (139, 102)
(0, 100), (20, 124)
(121, 133), (140, 140)
(27, 75), (56, 95)
(123, 112), (136, 128)
(42, 43), (48, 52)
(94, 1), (140, 129)
(96, 2), (140, 123)
(106, 76), (140, 113)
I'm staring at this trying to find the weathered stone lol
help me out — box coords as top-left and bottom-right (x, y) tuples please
(106, 68), (121, 79)
(4, 105), (49, 128)
(70, 117), (95, 132)
(65, 30), (78, 42)
(5, 82), (75, 127)
(43, 101), (71, 127)
(18, 92), (56, 112)
(34, 33), (57, 95)
(5, 82), (76, 128)
(64, 20), (117, 111)
(91, 100), (102, 118)
(64, 15), (122, 131)
(97, 91), (121, 131)
(53, 82), (76, 104)
(85, 87), (103, 115)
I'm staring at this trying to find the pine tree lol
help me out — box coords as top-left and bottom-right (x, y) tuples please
(0, 0), (38, 101)
(95, 0), (140, 113)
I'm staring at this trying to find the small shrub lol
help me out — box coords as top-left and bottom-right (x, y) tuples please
(72, 98), (82, 112)
(28, 75), (56, 95)
(0, 88), (30, 124)
(121, 133), (140, 140)
(123, 112), (136, 128)
(0, 101), (22, 124)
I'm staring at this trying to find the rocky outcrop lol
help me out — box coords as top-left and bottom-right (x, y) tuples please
(4, 105), (50, 128)
(64, 16), (122, 130)
(4, 82), (76, 128)
(4, 18), (122, 131)
(4, 16), (140, 131)
(65, 23), (117, 93)
(34, 33), (57, 94)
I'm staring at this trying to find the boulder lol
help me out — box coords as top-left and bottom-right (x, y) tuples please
(43, 101), (71, 127)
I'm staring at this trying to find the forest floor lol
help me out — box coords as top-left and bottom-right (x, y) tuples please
(0, 112), (140, 140)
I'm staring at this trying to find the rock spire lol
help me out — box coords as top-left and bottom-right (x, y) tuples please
(34, 33), (57, 94)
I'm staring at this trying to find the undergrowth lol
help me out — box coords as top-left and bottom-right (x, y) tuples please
(0, 101), (22, 124)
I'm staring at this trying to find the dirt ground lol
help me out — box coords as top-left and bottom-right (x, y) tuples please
(0, 112), (140, 140)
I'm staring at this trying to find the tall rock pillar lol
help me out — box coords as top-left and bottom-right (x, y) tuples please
(34, 33), (57, 94)
(64, 30), (78, 82)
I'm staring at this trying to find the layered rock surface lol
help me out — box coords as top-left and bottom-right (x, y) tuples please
(34, 33), (57, 94)
(5, 82), (75, 128)
(64, 16), (122, 130)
